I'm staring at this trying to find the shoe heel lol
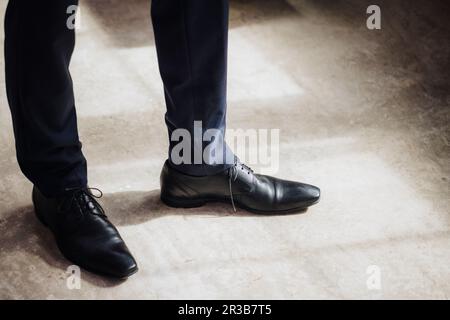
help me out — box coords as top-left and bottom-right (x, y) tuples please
(161, 194), (206, 208)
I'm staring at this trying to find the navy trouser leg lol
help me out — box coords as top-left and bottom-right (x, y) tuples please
(152, 0), (234, 176)
(5, 0), (233, 195)
(5, 0), (87, 196)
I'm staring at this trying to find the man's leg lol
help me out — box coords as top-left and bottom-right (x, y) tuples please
(5, 0), (87, 197)
(151, 0), (233, 176)
(154, 0), (320, 213)
(5, 0), (137, 278)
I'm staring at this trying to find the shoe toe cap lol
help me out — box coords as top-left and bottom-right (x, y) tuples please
(276, 180), (320, 209)
(95, 242), (138, 278)
(62, 238), (138, 279)
(305, 184), (320, 202)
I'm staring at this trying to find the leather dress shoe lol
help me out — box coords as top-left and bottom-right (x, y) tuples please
(32, 186), (138, 278)
(160, 159), (320, 213)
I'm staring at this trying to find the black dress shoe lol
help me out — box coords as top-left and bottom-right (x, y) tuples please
(32, 186), (138, 279)
(160, 159), (320, 213)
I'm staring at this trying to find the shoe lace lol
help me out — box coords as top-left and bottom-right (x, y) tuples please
(58, 187), (107, 218)
(228, 158), (254, 213)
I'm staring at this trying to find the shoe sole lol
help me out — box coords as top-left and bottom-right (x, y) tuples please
(160, 194), (320, 214)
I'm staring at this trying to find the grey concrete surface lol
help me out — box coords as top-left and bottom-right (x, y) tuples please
(0, 0), (449, 299)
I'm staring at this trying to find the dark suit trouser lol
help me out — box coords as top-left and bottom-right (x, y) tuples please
(5, 0), (232, 197)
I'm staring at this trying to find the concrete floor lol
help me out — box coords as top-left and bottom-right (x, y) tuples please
(0, 0), (449, 299)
